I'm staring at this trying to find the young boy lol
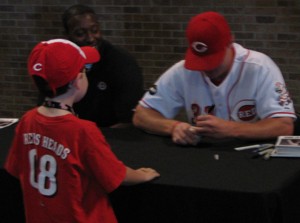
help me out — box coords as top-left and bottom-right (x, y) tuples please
(4, 39), (160, 223)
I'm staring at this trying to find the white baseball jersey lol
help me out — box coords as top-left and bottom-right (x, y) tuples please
(140, 43), (295, 124)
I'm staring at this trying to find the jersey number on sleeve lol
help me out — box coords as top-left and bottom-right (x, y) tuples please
(29, 149), (57, 196)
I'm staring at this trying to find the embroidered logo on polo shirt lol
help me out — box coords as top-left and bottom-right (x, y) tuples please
(97, 81), (107, 91)
(148, 85), (157, 95)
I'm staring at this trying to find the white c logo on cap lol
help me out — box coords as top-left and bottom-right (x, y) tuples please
(33, 63), (42, 71)
(192, 42), (208, 53)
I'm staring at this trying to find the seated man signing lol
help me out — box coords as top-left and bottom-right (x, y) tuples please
(133, 11), (296, 146)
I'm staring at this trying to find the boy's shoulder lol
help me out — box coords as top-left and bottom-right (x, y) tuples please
(20, 108), (99, 132)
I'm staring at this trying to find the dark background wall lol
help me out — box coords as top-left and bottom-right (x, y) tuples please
(0, 0), (299, 118)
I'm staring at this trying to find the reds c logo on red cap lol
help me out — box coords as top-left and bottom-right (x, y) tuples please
(192, 42), (208, 54)
(33, 63), (42, 71)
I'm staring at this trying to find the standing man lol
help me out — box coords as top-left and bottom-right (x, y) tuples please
(133, 11), (296, 145)
(62, 4), (144, 128)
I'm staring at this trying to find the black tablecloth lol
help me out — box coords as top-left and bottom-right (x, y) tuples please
(102, 128), (300, 223)
(1, 125), (300, 223)
(0, 123), (25, 222)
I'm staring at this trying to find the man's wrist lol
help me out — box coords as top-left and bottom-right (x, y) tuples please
(171, 121), (182, 134)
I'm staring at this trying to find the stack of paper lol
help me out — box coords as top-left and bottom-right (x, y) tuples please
(271, 136), (300, 157)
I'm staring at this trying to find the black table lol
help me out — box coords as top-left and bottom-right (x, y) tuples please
(0, 123), (25, 222)
(1, 125), (300, 223)
(106, 128), (300, 223)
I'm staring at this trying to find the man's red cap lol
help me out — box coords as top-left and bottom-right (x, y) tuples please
(184, 11), (232, 71)
(28, 39), (100, 91)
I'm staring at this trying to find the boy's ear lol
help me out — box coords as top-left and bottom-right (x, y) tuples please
(69, 72), (83, 89)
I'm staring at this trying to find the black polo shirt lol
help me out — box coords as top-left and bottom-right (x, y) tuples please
(74, 39), (144, 127)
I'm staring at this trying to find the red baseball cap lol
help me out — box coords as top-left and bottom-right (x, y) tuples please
(184, 12), (232, 71)
(28, 39), (100, 91)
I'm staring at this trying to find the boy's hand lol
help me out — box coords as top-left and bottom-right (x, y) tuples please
(136, 168), (160, 182)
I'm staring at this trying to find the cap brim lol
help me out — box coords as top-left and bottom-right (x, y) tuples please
(184, 47), (226, 71)
(81, 46), (100, 64)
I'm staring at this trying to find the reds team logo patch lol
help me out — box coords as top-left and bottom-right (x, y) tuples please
(232, 100), (258, 122)
(275, 82), (292, 107)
